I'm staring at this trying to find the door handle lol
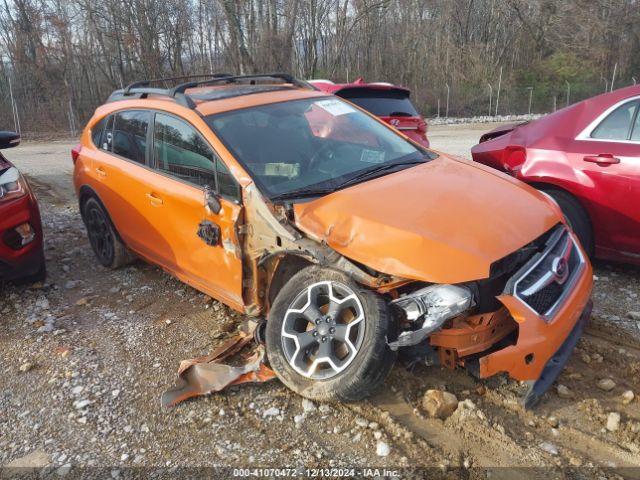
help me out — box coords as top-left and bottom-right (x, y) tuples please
(146, 192), (164, 205)
(583, 154), (620, 166)
(96, 167), (107, 177)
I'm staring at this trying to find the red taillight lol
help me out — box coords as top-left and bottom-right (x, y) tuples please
(502, 146), (526, 174)
(71, 144), (82, 164)
(417, 119), (427, 133)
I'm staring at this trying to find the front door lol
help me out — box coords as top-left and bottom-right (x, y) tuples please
(144, 112), (244, 308)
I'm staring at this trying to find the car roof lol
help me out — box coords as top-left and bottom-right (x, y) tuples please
(102, 74), (329, 117)
(309, 78), (411, 95)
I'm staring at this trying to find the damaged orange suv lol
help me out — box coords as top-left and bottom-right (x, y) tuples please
(74, 74), (593, 408)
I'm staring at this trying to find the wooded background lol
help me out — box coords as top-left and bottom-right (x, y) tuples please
(1, 0), (639, 135)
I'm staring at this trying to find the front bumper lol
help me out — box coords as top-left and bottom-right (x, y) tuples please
(0, 190), (45, 282)
(479, 257), (593, 384)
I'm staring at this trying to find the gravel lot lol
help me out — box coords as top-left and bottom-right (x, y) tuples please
(1, 123), (640, 477)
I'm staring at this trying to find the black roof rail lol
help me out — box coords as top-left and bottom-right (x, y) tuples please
(170, 72), (317, 95)
(108, 72), (317, 110)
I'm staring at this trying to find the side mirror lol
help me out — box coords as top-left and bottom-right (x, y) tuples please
(0, 131), (20, 150)
(204, 186), (222, 214)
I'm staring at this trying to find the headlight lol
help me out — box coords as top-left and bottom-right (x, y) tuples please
(388, 284), (474, 350)
(0, 167), (27, 202)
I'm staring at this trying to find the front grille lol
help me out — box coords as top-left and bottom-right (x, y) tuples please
(509, 225), (585, 319)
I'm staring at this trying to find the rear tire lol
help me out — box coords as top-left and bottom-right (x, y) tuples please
(81, 197), (132, 269)
(542, 189), (594, 256)
(266, 266), (397, 402)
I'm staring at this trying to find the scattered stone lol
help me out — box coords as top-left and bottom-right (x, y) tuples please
(556, 384), (573, 399)
(71, 386), (84, 395)
(318, 404), (331, 414)
(622, 390), (635, 405)
(262, 407), (279, 418)
(373, 431), (382, 440)
(606, 412), (621, 432)
(111, 389), (120, 398)
(4, 450), (51, 468)
(569, 457), (582, 467)
(301, 398), (316, 412)
(422, 389), (459, 419)
(294, 414), (305, 426)
(56, 464), (72, 476)
(581, 353), (591, 364)
(547, 416), (559, 428)
(597, 378), (616, 391)
(65, 280), (79, 289)
(355, 417), (368, 427)
(73, 399), (91, 410)
(540, 442), (558, 456)
(627, 312), (640, 321)
(376, 441), (390, 457)
(592, 353), (603, 363)
(19, 362), (33, 373)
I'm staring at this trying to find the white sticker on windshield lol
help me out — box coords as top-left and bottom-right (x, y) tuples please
(315, 99), (356, 116)
(360, 149), (386, 164)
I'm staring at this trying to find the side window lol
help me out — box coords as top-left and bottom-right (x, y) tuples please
(154, 113), (217, 188)
(91, 117), (106, 147)
(101, 115), (114, 151)
(591, 100), (639, 140)
(113, 111), (149, 164)
(216, 157), (241, 200)
(631, 108), (640, 141)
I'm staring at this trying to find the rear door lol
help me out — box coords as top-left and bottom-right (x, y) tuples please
(90, 110), (161, 260)
(571, 98), (640, 257)
(144, 111), (243, 307)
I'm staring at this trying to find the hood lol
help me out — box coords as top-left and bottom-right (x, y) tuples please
(294, 155), (562, 284)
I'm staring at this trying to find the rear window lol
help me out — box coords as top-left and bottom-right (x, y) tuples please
(337, 88), (419, 117)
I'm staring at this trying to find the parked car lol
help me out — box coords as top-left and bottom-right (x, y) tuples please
(0, 131), (46, 284)
(74, 73), (592, 407)
(309, 78), (430, 147)
(471, 85), (640, 265)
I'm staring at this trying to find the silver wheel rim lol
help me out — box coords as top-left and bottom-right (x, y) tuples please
(281, 281), (366, 380)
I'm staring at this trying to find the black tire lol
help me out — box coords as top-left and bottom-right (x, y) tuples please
(81, 197), (132, 269)
(542, 188), (594, 256)
(266, 266), (397, 402)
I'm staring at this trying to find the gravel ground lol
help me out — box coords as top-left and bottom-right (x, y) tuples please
(1, 124), (640, 478)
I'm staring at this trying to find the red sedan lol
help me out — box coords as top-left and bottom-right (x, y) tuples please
(0, 131), (45, 283)
(471, 85), (640, 265)
(309, 78), (429, 147)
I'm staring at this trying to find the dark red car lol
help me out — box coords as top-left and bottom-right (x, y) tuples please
(471, 85), (640, 265)
(0, 131), (45, 283)
(309, 78), (429, 147)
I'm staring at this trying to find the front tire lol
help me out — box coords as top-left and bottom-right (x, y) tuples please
(82, 197), (132, 269)
(542, 189), (594, 256)
(266, 266), (397, 402)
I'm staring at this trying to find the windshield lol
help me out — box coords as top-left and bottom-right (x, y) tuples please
(337, 88), (419, 117)
(206, 97), (434, 200)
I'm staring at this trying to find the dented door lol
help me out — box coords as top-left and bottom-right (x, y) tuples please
(143, 112), (244, 310)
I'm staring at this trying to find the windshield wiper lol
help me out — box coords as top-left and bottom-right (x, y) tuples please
(271, 186), (339, 202)
(337, 158), (427, 189)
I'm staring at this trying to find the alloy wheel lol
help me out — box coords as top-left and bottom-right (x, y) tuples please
(281, 281), (366, 380)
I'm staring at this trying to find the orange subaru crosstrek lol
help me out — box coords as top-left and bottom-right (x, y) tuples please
(73, 74), (593, 407)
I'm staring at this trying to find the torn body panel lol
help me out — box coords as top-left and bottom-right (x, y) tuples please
(239, 182), (409, 316)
